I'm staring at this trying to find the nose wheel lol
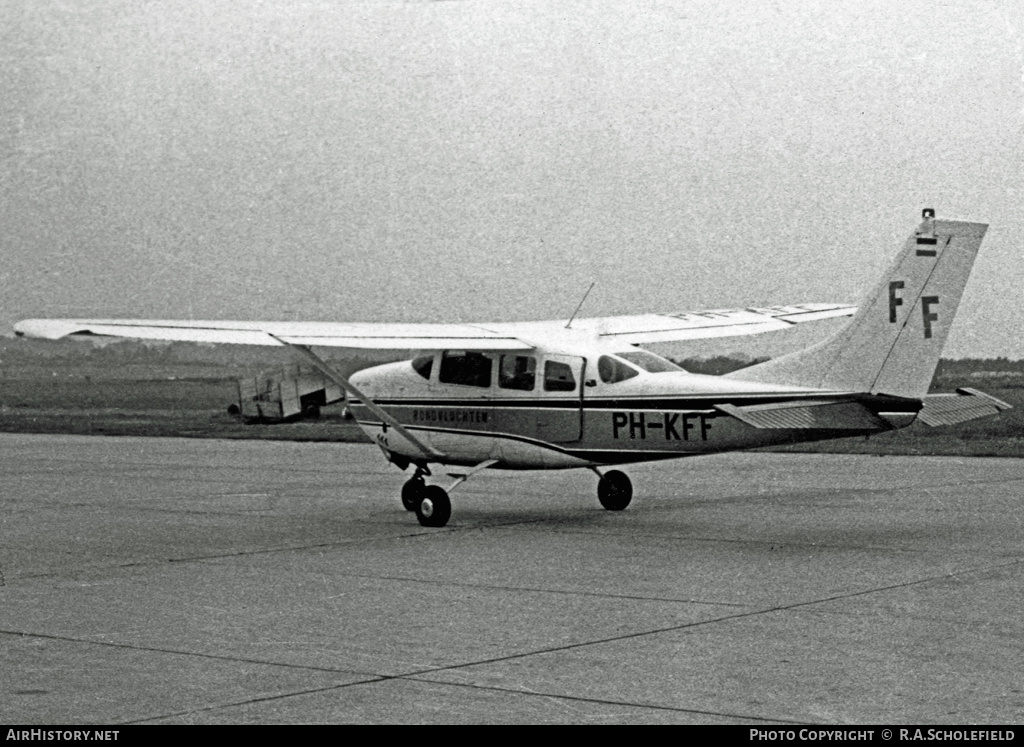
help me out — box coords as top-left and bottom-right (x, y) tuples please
(414, 485), (451, 527)
(401, 475), (425, 511)
(597, 469), (632, 511)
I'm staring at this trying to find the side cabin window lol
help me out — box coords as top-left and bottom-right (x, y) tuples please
(439, 351), (492, 388)
(544, 360), (577, 392)
(411, 355), (434, 380)
(598, 355), (639, 384)
(499, 354), (536, 391)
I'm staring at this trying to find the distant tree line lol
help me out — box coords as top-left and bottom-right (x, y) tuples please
(934, 358), (1024, 377)
(672, 355), (770, 375)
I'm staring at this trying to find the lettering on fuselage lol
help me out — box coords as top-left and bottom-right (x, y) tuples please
(412, 409), (489, 424)
(612, 411), (714, 441)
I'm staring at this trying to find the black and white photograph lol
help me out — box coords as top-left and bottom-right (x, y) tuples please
(2, 0), (1022, 726)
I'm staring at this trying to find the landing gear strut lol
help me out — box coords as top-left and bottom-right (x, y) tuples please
(597, 469), (633, 511)
(401, 464), (432, 511)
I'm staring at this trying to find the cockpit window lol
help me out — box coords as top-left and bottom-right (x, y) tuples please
(411, 355), (433, 380)
(615, 350), (685, 373)
(598, 355), (640, 384)
(438, 351), (493, 388)
(499, 355), (536, 391)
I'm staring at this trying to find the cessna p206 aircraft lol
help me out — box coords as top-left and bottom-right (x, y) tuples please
(15, 210), (1009, 527)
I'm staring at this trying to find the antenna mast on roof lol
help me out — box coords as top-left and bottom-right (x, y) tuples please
(565, 282), (596, 329)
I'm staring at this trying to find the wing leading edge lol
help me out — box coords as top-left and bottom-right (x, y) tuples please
(12, 319), (534, 350)
(14, 303), (855, 350)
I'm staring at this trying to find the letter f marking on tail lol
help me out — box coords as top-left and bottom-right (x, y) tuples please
(921, 296), (939, 339)
(888, 281), (905, 323)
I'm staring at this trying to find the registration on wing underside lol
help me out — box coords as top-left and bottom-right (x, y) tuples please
(570, 304), (856, 344)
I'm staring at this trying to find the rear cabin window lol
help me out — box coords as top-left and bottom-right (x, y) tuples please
(411, 355), (434, 380)
(544, 360), (577, 392)
(499, 355), (536, 391)
(598, 355), (640, 384)
(438, 351), (493, 388)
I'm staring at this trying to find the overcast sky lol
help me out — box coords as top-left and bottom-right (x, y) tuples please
(2, 0), (1021, 358)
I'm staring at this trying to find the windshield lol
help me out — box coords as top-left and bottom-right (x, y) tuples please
(598, 355), (639, 384)
(615, 350), (686, 373)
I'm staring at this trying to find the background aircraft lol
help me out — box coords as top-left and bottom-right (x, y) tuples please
(15, 211), (1008, 527)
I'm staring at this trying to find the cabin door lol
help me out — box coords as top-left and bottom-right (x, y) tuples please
(535, 354), (586, 443)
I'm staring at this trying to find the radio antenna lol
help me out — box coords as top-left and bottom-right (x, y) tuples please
(565, 281), (596, 329)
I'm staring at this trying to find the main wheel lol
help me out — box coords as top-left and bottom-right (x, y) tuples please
(415, 485), (452, 527)
(597, 470), (632, 511)
(401, 476), (424, 511)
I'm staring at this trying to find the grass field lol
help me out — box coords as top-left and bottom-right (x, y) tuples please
(771, 385), (1024, 458)
(1, 366), (1022, 456)
(0, 376), (369, 442)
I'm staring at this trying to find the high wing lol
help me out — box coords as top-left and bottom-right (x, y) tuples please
(12, 318), (533, 350)
(14, 303), (854, 350)
(554, 303), (856, 344)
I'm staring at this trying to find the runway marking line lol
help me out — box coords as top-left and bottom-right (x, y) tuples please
(4, 555), (1020, 725)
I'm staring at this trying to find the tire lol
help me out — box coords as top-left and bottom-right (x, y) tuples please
(597, 470), (632, 511)
(401, 476), (424, 512)
(415, 485), (452, 527)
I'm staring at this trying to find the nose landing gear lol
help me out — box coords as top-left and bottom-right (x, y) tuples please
(401, 473), (451, 527)
(401, 464), (451, 527)
(401, 474), (425, 512)
(398, 459), (498, 528)
(414, 485), (452, 528)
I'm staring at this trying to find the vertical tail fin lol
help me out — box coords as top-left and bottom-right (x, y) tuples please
(727, 210), (988, 399)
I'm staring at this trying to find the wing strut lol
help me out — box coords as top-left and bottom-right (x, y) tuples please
(270, 335), (446, 462)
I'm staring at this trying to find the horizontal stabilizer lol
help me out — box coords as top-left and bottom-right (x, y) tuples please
(917, 388), (1012, 427)
(715, 399), (890, 431)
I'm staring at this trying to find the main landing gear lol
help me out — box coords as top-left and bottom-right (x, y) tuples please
(596, 469), (633, 511)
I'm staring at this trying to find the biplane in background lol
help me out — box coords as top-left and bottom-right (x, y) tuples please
(16, 211), (1009, 527)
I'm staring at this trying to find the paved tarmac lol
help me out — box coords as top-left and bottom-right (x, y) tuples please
(1, 433), (1022, 724)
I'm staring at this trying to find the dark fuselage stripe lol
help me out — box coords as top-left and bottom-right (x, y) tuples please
(362, 393), (921, 413)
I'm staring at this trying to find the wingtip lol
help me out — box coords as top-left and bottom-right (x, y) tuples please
(13, 319), (81, 340)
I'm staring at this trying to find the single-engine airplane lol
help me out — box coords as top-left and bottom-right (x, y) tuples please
(15, 210), (1010, 527)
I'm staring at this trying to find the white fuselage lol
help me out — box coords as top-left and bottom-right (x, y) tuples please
(347, 343), (917, 470)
